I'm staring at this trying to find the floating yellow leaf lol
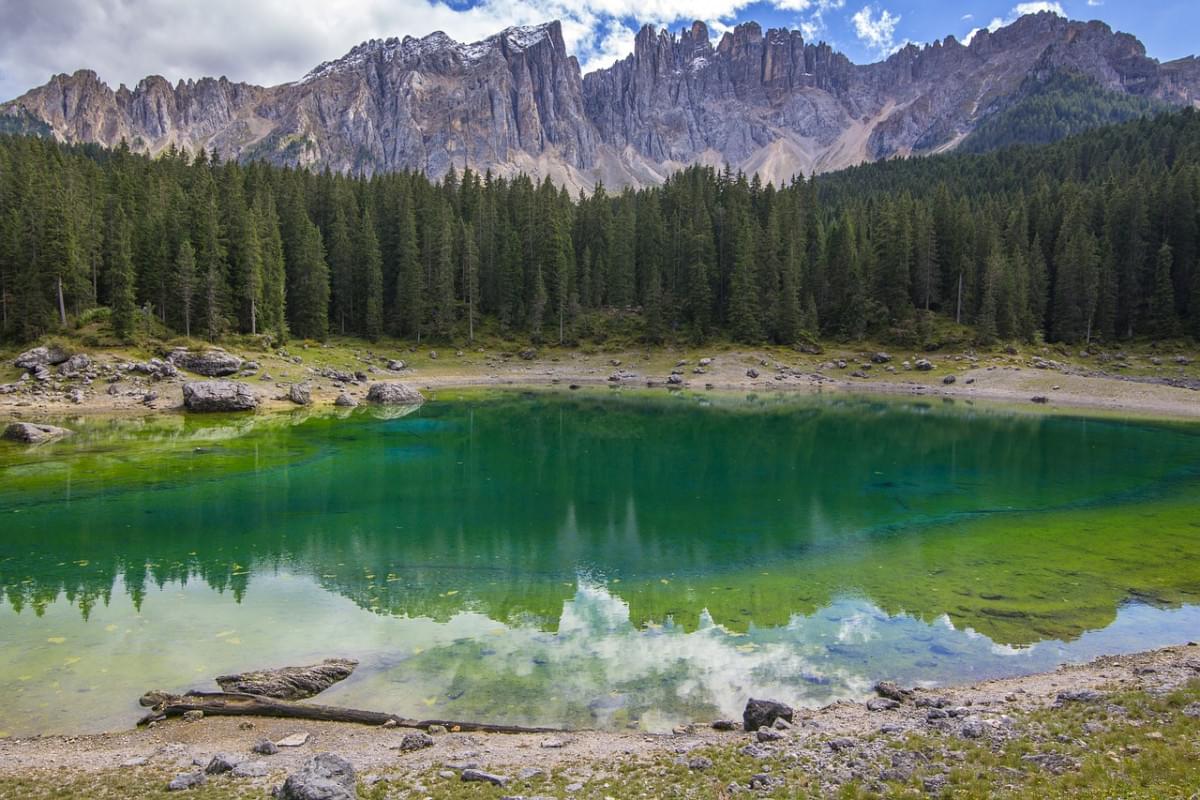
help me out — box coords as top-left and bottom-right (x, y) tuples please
(104, 624), (118, 633)
(226, 637), (241, 645)
(16, 676), (31, 682)
(64, 657), (81, 666)
(660, 579), (670, 585)
(421, 696), (438, 707)
(445, 590), (459, 596)
(46, 637), (66, 644)
(214, 630), (235, 639)
(412, 647), (424, 655)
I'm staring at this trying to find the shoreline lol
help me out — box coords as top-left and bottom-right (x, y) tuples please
(0, 642), (1196, 797)
(3, 340), (1199, 424)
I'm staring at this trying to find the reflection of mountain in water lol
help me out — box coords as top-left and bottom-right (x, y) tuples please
(1, 393), (1199, 646)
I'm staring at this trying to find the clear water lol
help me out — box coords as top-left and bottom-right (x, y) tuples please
(1, 390), (1198, 736)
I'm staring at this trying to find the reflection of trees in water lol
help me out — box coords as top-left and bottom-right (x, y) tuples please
(1, 394), (1198, 645)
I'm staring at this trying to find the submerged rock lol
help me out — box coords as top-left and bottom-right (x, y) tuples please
(277, 753), (356, 800)
(366, 382), (424, 405)
(216, 658), (358, 700)
(3, 422), (73, 444)
(169, 348), (244, 377)
(743, 698), (793, 732)
(182, 381), (258, 412)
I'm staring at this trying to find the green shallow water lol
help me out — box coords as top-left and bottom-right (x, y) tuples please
(1, 391), (1199, 735)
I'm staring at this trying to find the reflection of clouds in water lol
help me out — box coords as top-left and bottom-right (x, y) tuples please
(834, 610), (880, 644)
(488, 581), (871, 726)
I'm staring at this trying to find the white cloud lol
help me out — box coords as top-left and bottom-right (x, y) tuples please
(963, 1), (1065, 45)
(1012, 1), (1065, 15)
(851, 4), (901, 54)
(1, 0), (808, 101)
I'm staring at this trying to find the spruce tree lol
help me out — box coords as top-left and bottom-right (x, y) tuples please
(175, 239), (196, 338)
(359, 207), (384, 341)
(106, 205), (137, 341)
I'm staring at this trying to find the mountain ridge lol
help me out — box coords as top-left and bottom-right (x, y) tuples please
(3, 12), (1198, 189)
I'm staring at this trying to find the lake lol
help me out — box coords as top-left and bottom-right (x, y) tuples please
(1, 390), (1199, 736)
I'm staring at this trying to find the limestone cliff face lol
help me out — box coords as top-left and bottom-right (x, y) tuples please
(3, 13), (1197, 189)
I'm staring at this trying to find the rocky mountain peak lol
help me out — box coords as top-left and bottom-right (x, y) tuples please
(2, 13), (1197, 190)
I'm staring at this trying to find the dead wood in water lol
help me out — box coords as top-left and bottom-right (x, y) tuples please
(137, 691), (566, 734)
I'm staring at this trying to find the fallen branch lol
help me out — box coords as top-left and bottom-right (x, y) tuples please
(137, 691), (566, 734)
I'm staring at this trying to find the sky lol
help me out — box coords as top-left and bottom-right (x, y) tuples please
(1, 0), (1197, 102)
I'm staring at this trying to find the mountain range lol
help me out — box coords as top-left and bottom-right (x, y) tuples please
(3, 11), (1198, 189)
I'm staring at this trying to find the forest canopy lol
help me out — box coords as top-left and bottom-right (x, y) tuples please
(1, 109), (1198, 347)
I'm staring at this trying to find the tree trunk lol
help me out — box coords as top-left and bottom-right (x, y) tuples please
(251, 298), (257, 336)
(57, 277), (67, 327)
(138, 691), (566, 734)
(955, 272), (963, 324)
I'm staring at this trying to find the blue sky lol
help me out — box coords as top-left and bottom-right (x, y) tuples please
(1, 0), (1196, 102)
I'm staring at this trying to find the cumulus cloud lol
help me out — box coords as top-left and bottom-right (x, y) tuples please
(0, 0), (794, 101)
(851, 4), (901, 54)
(963, 1), (1066, 45)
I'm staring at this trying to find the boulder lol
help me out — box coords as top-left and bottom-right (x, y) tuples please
(182, 381), (258, 412)
(942, 374), (956, 385)
(746, 368), (759, 379)
(167, 772), (206, 791)
(253, 739), (280, 755)
(204, 753), (241, 775)
(277, 753), (356, 800)
(396, 732), (434, 752)
(57, 353), (93, 377)
(288, 384), (313, 406)
(216, 658), (358, 700)
(519, 348), (537, 360)
(871, 352), (892, 364)
(334, 393), (357, 408)
(3, 422), (73, 444)
(874, 680), (911, 702)
(386, 360), (407, 371)
(15, 345), (70, 370)
(169, 348), (243, 377)
(743, 698), (793, 732)
(666, 374), (684, 385)
(914, 359), (933, 371)
(366, 382), (424, 406)
(461, 769), (508, 787)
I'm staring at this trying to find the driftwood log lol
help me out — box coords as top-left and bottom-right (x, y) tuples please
(138, 690), (565, 734)
(215, 658), (358, 700)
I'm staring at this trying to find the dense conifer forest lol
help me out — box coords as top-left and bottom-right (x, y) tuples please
(1, 109), (1198, 347)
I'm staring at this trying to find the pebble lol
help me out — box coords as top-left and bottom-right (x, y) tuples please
(275, 732), (311, 748)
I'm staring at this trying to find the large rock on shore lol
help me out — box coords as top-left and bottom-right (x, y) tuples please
(3, 422), (74, 444)
(169, 348), (244, 377)
(15, 345), (70, 370)
(365, 382), (424, 405)
(743, 698), (794, 732)
(277, 753), (356, 800)
(216, 658), (358, 700)
(182, 381), (258, 412)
